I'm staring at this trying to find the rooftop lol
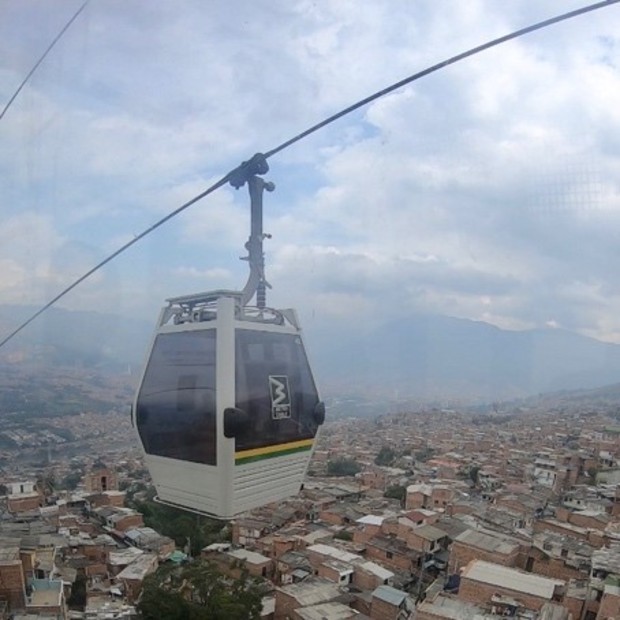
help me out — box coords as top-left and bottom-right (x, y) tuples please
(413, 523), (449, 541)
(455, 529), (519, 555)
(295, 602), (360, 619)
(592, 545), (620, 574)
(307, 543), (361, 564)
(116, 553), (157, 581)
(29, 579), (62, 607)
(372, 585), (407, 606)
(416, 593), (487, 619)
(462, 560), (565, 599)
(277, 578), (342, 606)
(227, 548), (271, 565)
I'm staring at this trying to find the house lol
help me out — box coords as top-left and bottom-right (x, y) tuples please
(6, 481), (41, 514)
(458, 560), (565, 612)
(115, 553), (158, 603)
(369, 585), (414, 620)
(83, 467), (118, 493)
(25, 578), (67, 618)
(449, 529), (520, 572)
(274, 578), (343, 620)
(0, 545), (26, 611)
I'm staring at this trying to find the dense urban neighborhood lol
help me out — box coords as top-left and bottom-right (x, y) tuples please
(2, 377), (620, 619)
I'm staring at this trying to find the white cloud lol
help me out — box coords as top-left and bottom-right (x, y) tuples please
(2, 0), (620, 345)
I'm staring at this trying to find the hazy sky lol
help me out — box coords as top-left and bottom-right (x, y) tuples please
(1, 0), (620, 343)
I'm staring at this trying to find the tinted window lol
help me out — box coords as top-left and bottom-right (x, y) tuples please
(235, 330), (320, 451)
(136, 330), (216, 465)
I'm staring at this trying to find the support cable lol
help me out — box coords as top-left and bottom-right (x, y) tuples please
(0, 1), (90, 122)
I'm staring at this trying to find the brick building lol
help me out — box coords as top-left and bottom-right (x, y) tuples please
(458, 560), (565, 612)
(369, 585), (414, 620)
(274, 579), (342, 620)
(449, 529), (520, 572)
(84, 468), (118, 493)
(0, 546), (26, 611)
(5, 482), (41, 514)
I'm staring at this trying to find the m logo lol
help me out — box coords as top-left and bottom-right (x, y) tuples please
(269, 375), (291, 419)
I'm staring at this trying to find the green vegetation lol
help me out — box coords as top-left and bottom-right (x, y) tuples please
(60, 471), (83, 491)
(384, 485), (407, 503)
(137, 560), (264, 620)
(333, 530), (353, 541)
(132, 488), (229, 556)
(469, 465), (481, 485)
(374, 446), (396, 466)
(67, 574), (87, 609)
(327, 458), (362, 477)
(414, 446), (435, 463)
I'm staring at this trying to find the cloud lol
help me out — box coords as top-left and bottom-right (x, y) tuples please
(2, 0), (620, 347)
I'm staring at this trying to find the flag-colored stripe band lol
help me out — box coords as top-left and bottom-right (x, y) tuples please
(235, 438), (314, 465)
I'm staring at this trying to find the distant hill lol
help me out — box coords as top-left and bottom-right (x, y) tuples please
(0, 305), (152, 370)
(307, 314), (620, 402)
(2, 304), (620, 403)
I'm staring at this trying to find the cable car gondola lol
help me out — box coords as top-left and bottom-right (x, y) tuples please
(132, 157), (325, 519)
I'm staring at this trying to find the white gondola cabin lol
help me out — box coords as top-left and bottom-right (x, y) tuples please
(132, 290), (325, 519)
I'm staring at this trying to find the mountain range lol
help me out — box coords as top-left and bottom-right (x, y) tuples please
(2, 304), (620, 403)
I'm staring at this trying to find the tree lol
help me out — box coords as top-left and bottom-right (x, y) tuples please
(137, 560), (263, 620)
(414, 446), (435, 463)
(384, 485), (407, 503)
(327, 458), (362, 477)
(67, 574), (87, 609)
(61, 471), (82, 491)
(375, 446), (396, 466)
(469, 465), (480, 485)
(133, 489), (226, 556)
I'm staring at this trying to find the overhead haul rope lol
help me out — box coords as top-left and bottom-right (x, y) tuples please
(0, 0), (617, 349)
(0, 1), (90, 122)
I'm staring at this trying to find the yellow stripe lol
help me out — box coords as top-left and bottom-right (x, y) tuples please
(235, 438), (314, 459)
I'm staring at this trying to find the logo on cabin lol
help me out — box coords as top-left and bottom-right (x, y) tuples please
(269, 375), (291, 419)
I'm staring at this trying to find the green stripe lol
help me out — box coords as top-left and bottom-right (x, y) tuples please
(235, 443), (312, 465)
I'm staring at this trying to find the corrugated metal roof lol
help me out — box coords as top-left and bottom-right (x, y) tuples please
(307, 543), (361, 564)
(359, 561), (394, 581)
(228, 548), (271, 565)
(463, 560), (564, 599)
(278, 579), (341, 606)
(296, 602), (358, 619)
(455, 529), (518, 554)
(413, 524), (448, 541)
(417, 594), (485, 619)
(356, 515), (385, 526)
(372, 585), (407, 606)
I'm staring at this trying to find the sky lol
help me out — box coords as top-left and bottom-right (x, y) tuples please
(1, 0), (620, 345)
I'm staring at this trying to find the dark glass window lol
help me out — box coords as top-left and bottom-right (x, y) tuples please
(234, 329), (320, 451)
(136, 330), (217, 465)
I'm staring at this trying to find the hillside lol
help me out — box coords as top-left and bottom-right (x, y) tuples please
(2, 304), (620, 403)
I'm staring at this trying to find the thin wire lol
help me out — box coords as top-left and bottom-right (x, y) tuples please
(1, 0), (617, 349)
(0, 1), (90, 122)
(264, 0), (619, 159)
(0, 173), (232, 349)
